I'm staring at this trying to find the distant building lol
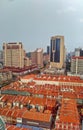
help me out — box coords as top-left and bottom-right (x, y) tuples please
(24, 57), (31, 67)
(3, 42), (24, 68)
(43, 53), (50, 68)
(31, 48), (43, 68)
(26, 52), (31, 58)
(75, 48), (83, 57)
(47, 46), (50, 55)
(80, 49), (83, 56)
(43, 53), (50, 63)
(0, 51), (3, 68)
(75, 48), (81, 56)
(0, 51), (3, 60)
(50, 35), (65, 68)
(37, 48), (43, 67)
(31, 51), (37, 64)
(71, 56), (83, 74)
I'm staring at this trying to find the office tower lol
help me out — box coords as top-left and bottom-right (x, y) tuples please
(50, 35), (64, 68)
(3, 42), (24, 68)
(71, 56), (83, 74)
(47, 46), (50, 55)
(24, 57), (31, 67)
(31, 48), (43, 67)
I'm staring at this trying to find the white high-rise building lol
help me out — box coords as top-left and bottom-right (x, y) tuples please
(71, 56), (83, 74)
(3, 42), (24, 68)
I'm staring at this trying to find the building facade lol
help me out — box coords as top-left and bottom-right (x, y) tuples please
(0, 51), (3, 68)
(75, 48), (81, 57)
(0, 51), (3, 60)
(31, 51), (37, 65)
(75, 48), (83, 57)
(31, 48), (43, 68)
(71, 56), (83, 74)
(0, 68), (12, 82)
(3, 42), (24, 68)
(50, 35), (65, 68)
(24, 57), (31, 67)
(47, 46), (50, 55)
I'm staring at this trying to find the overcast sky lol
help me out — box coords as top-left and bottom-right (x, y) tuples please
(0, 0), (83, 52)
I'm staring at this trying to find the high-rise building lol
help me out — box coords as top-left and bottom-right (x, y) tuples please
(80, 49), (83, 56)
(50, 35), (65, 68)
(3, 42), (24, 68)
(31, 51), (37, 65)
(71, 56), (83, 74)
(75, 48), (83, 57)
(31, 48), (43, 67)
(47, 46), (50, 55)
(24, 57), (31, 67)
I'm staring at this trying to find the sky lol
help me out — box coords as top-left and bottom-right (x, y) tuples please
(0, 0), (83, 52)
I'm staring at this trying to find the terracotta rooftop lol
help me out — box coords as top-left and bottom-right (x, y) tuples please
(22, 111), (51, 122)
(6, 125), (32, 130)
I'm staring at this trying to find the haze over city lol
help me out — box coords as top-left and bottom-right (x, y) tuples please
(0, 0), (83, 51)
(0, 1), (83, 129)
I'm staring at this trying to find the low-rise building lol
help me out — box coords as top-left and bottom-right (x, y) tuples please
(0, 68), (12, 83)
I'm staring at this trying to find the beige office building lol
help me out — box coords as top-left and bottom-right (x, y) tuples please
(31, 48), (43, 67)
(24, 57), (31, 67)
(50, 35), (65, 69)
(3, 42), (24, 68)
(71, 56), (83, 74)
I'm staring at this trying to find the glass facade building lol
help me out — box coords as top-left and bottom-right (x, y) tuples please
(47, 46), (50, 55)
(50, 38), (60, 63)
(50, 36), (64, 68)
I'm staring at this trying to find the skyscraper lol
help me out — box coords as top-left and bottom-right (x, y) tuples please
(3, 42), (24, 68)
(50, 35), (65, 68)
(47, 46), (50, 55)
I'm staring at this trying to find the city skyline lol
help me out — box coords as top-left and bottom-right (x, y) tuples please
(0, 0), (83, 52)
